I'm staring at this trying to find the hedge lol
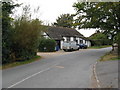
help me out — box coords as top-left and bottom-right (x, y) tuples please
(38, 38), (56, 52)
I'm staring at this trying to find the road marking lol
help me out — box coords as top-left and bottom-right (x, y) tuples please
(93, 62), (101, 88)
(7, 63), (59, 88)
(55, 65), (64, 68)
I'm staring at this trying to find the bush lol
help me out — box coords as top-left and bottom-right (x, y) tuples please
(2, 3), (44, 64)
(89, 31), (112, 46)
(38, 38), (56, 52)
(2, 2), (18, 64)
(91, 39), (112, 46)
(10, 18), (43, 62)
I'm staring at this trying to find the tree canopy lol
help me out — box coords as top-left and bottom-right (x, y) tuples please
(2, 2), (19, 63)
(73, 2), (120, 37)
(2, 2), (45, 63)
(53, 14), (74, 28)
(73, 2), (120, 57)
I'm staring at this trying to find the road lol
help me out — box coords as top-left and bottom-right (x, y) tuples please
(2, 47), (111, 88)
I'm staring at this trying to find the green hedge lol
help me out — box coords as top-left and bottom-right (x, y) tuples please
(38, 38), (56, 52)
(91, 39), (112, 46)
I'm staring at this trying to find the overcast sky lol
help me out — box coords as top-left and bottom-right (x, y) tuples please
(14, 0), (97, 37)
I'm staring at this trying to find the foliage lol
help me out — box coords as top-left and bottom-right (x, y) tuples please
(2, 2), (19, 64)
(88, 45), (111, 49)
(89, 31), (112, 46)
(12, 18), (43, 61)
(73, 2), (120, 56)
(2, 2), (44, 64)
(2, 56), (41, 69)
(73, 2), (119, 34)
(99, 52), (118, 62)
(38, 38), (56, 52)
(53, 14), (74, 28)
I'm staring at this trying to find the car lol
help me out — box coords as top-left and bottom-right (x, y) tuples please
(78, 44), (87, 49)
(62, 41), (79, 51)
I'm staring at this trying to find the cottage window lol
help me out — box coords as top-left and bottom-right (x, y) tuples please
(66, 37), (70, 41)
(76, 40), (78, 44)
(80, 40), (83, 44)
(73, 37), (76, 41)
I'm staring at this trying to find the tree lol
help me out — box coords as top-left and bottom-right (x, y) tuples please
(12, 18), (43, 61)
(2, 1), (19, 63)
(73, 2), (120, 57)
(11, 5), (44, 61)
(89, 31), (112, 46)
(2, 2), (45, 63)
(53, 14), (74, 28)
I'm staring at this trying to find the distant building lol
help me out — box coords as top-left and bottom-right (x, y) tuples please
(42, 26), (91, 50)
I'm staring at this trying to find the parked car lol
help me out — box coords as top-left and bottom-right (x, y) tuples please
(78, 44), (87, 49)
(62, 41), (79, 51)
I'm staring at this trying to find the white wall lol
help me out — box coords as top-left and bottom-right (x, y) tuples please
(60, 40), (64, 49)
(83, 40), (85, 44)
(88, 41), (91, 47)
(86, 41), (91, 47)
(63, 37), (67, 41)
(70, 37), (74, 41)
(43, 32), (50, 39)
(76, 37), (79, 44)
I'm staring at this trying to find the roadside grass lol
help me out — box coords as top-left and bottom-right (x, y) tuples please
(1, 56), (41, 70)
(99, 52), (119, 62)
(88, 45), (111, 49)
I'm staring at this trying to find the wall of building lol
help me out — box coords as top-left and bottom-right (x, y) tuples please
(60, 40), (64, 49)
(86, 41), (91, 47)
(42, 32), (50, 39)
(43, 34), (91, 50)
(76, 37), (80, 44)
(62, 36), (91, 48)
(63, 37), (67, 41)
(70, 37), (74, 41)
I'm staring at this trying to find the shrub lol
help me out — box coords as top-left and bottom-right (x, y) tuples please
(38, 38), (56, 52)
(2, 2), (19, 64)
(89, 31), (112, 46)
(2, 3), (45, 64)
(10, 18), (43, 62)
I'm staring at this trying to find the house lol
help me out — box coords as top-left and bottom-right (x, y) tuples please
(42, 26), (91, 50)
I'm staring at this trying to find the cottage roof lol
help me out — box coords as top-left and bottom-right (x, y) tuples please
(45, 26), (85, 40)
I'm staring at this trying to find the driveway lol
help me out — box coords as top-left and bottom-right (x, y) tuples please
(37, 50), (72, 58)
(2, 47), (111, 88)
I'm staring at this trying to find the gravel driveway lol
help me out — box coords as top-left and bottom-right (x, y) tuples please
(37, 50), (79, 58)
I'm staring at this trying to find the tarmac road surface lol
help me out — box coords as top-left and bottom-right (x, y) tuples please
(2, 47), (111, 88)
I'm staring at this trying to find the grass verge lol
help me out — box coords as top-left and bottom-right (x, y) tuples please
(99, 52), (119, 62)
(1, 55), (41, 70)
(88, 45), (111, 49)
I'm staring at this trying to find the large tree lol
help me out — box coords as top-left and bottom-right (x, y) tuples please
(73, 2), (120, 57)
(53, 14), (74, 28)
(11, 5), (45, 62)
(2, 2), (45, 63)
(2, 1), (19, 63)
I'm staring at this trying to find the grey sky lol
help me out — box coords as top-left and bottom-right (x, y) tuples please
(15, 0), (77, 24)
(14, 0), (99, 37)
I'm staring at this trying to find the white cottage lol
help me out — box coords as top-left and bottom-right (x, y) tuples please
(42, 26), (91, 50)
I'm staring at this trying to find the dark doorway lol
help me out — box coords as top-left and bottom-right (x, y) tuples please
(56, 40), (61, 51)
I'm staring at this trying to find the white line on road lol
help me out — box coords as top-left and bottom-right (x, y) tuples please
(7, 63), (59, 88)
